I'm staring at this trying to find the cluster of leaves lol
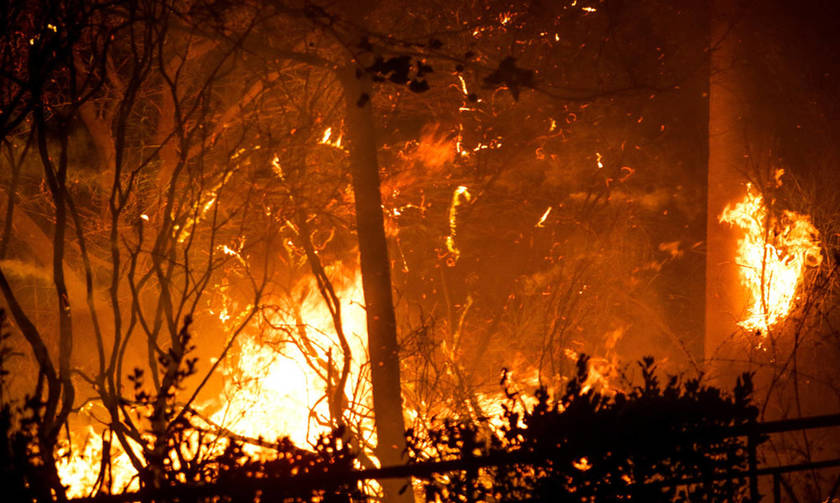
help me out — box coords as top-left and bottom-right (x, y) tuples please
(356, 33), (534, 101)
(406, 356), (761, 502)
(209, 427), (362, 502)
(360, 46), (434, 95)
(0, 309), (63, 502)
(0, 397), (68, 502)
(0, 402), (39, 502)
(119, 429), (364, 502)
(123, 316), (206, 488)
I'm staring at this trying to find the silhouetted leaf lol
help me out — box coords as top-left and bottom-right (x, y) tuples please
(483, 56), (535, 101)
(409, 79), (429, 93)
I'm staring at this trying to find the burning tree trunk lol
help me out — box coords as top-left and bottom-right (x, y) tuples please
(340, 66), (414, 502)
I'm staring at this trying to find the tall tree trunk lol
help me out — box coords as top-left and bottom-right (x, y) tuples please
(340, 66), (414, 503)
(706, 0), (746, 384)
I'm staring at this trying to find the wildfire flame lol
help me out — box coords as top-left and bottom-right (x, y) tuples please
(211, 271), (373, 452)
(319, 127), (344, 150)
(719, 183), (822, 334)
(57, 271), (372, 496)
(56, 427), (138, 498)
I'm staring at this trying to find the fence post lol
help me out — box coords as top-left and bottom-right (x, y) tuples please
(773, 473), (781, 503)
(748, 432), (759, 502)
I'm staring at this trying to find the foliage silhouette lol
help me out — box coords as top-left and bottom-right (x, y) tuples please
(108, 317), (363, 502)
(406, 356), (761, 502)
(0, 309), (361, 503)
(1, 309), (67, 502)
(2, 312), (762, 502)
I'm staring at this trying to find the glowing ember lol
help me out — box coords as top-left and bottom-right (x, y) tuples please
(572, 456), (592, 471)
(719, 183), (822, 334)
(535, 206), (552, 228)
(445, 185), (472, 263)
(457, 75), (469, 96)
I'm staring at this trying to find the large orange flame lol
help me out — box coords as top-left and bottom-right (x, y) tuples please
(56, 427), (139, 498)
(211, 270), (373, 454)
(719, 183), (822, 334)
(57, 271), (371, 496)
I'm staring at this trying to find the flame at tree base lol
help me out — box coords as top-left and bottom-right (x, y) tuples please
(55, 264), (627, 496)
(719, 182), (822, 334)
(210, 270), (373, 454)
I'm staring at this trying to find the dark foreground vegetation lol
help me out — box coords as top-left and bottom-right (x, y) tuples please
(2, 310), (761, 502)
(2, 0), (839, 501)
(405, 356), (759, 503)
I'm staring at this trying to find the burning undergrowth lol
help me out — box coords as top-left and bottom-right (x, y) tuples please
(211, 269), (374, 455)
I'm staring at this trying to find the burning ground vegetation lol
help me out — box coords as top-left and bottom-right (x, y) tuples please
(1, 0), (840, 501)
(1, 291), (765, 503)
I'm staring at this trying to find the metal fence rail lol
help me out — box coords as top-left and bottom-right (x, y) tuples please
(739, 413), (840, 503)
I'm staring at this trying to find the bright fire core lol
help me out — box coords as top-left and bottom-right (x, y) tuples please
(212, 271), (372, 452)
(719, 183), (822, 334)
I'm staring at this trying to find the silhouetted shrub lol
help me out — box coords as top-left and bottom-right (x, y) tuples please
(407, 356), (760, 502)
(120, 317), (364, 502)
(1, 311), (762, 503)
(0, 309), (58, 503)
